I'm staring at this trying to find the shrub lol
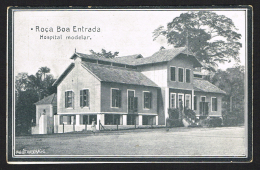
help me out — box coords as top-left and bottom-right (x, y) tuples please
(166, 118), (183, 127)
(200, 117), (222, 127)
(168, 108), (180, 119)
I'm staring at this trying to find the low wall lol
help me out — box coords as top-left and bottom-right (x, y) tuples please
(31, 126), (39, 134)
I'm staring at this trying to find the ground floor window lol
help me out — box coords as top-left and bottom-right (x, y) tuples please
(105, 114), (120, 125)
(80, 115), (97, 125)
(142, 115), (155, 125)
(60, 115), (76, 125)
(127, 114), (137, 125)
(170, 93), (176, 108)
(185, 94), (191, 109)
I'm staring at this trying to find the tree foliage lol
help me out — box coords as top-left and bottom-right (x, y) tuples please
(153, 11), (242, 71)
(208, 66), (245, 123)
(15, 67), (56, 135)
(89, 49), (119, 58)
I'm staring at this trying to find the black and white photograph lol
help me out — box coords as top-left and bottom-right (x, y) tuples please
(7, 7), (252, 163)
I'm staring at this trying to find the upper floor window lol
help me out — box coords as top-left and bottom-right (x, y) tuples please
(80, 89), (89, 107)
(212, 97), (218, 111)
(186, 69), (191, 83)
(170, 67), (176, 81)
(111, 88), (121, 108)
(65, 91), (74, 108)
(144, 91), (152, 109)
(178, 68), (184, 82)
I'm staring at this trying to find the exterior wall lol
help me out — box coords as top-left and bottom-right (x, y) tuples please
(57, 58), (101, 114)
(137, 62), (168, 87)
(167, 55), (194, 90)
(194, 92), (223, 117)
(34, 104), (54, 134)
(100, 82), (158, 115)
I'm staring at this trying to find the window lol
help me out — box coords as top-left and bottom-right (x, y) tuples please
(111, 89), (121, 108)
(185, 94), (191, 109)
(105, 114), (120, 125)
(170, 93), (176, 108)
(170, 67), (176, 81)
(144, 92), (152, 109)
(65, 91), (74, 108)
(194, 96), (197, 110)
(186, 69), (191, 83)
(178, 68), (184, 82)
(201, 96), (206, 102)
(212, 97), (218, 111)
(80, 89), (89, 107)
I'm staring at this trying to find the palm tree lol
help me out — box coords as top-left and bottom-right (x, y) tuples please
(38, 67), (50, 80)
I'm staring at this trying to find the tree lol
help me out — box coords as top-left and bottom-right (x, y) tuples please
(15, 67), (56, 135)
(89, 49), (119, 58)
(38, 66), (50, 80)
(209, 66), (244, 123)
(153, 11), (242, 71)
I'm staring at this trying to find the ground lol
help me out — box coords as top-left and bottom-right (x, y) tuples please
(15, 126), (247, 156)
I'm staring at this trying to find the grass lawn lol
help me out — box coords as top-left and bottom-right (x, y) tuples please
(15, 126), (247, 156)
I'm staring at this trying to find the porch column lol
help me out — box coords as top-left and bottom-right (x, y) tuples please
(138, 115), (143, 125)
(122, 115), (127, 125)
(96, 114), (105, 130)
(164, 88), (169, 126)
(155, 115), (158, 125)
(50, 105), (53, 117)
(76, 115), (80, 125)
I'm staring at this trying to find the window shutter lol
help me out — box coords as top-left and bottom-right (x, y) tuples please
(80, 90), (83, 107)
(205, 102), (209, 115)
(72, 91), (74, 109)
(65, 91), (67, 108)
(215, 98), (217, 111)
(199, 102), (203, 115)
(134, 97), (138, 112)
(112, 89), (115, 107)
(149, 92), (152, 109)
(118, 90), (122, 108)
(87, 89), (89, 107)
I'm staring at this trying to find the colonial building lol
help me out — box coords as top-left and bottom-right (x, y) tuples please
(32, 47), (226, 134)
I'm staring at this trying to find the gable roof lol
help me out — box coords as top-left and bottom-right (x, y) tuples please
(70, 47), (202, 67)
(34, 93), (57, 105)
(52, 63), (75, 86)
(193, 78), (226, 94)
(131, 47), (202, 67)
(81, 62), (158, 87)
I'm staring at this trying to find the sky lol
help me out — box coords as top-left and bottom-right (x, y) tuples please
(13, 9), (247, 78)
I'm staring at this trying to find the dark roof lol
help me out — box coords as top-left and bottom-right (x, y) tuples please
(131, 47), (201, 66)
(34, 93), (57, 105)
(112, 54), (143, 65)
(193, 78), (226, 94)
(53, 63), (75, 86)
(71, 47), (202, 67)
(81, 62), (158, 87)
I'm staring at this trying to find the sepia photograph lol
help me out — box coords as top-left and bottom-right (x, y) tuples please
(7, 7), (252, 163)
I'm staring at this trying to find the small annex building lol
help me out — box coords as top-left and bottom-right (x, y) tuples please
(31, 93), (57, 134)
